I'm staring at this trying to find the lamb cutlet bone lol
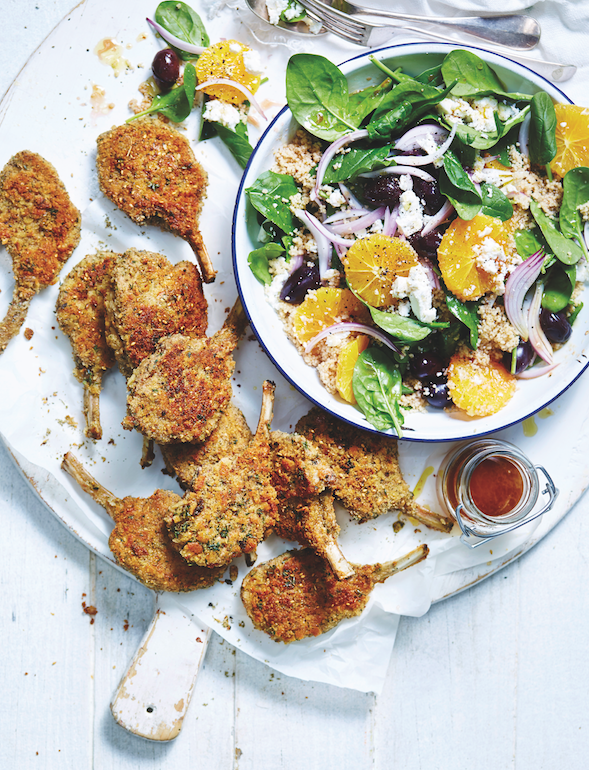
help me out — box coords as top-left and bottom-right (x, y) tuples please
(241, 544), (429, 643)
(165, 380), (278, 569)
(61, 452), (224, 592)
(273, 492), (354, 580)
(0, 150), (81, 353)
(96, 119), (215, 283)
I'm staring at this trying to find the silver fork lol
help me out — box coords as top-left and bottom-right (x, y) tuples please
(300, 0), (541, 49)
(298, 0), (576, 82)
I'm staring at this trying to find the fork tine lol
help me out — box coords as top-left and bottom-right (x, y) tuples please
(299, 0), (366, 42)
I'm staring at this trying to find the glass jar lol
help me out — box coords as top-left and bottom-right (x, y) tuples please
(436, 439), (558, 547)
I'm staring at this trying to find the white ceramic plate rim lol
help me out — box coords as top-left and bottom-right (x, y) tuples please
(233, 41), (588, 443)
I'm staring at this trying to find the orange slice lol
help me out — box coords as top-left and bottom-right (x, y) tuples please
(195, 40), (261, 105)
(550, 103), (589, 177)
(437, 214), (516, 302)
(291, 287), (370, 345)
(343, 234), (418, 308)
(447, 353), (516, 417)
(336, 335), (370, 403)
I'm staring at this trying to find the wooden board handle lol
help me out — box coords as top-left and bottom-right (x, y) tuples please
(110, 592), (210, 741)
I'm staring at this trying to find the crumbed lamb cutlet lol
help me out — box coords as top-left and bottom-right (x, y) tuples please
(296, 408), (453, 533)
(96, 119), (215, 283)
(123, 297), (247, 445)
(161, 403), (253, 490)
(269, 430), (353, 579)
(165, 380), (278, 568)
(56, 251), (117, 440)
(241, 544), (428, 643)
(104, 248), (208, 379)
(0, 150), (81, 352)
(61, 452), (224, 592)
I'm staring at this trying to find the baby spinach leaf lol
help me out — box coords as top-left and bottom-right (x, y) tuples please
(322, 145), (390, 184)
(441, 50), (531, 101)
(542, 263), (575, 312)
(347, 79), (392, 125)
(155, 1), (209, 60)
(530, 198), (584, 265)
(569, 302), (584, 324)
(445, 293), (480, 349)
(559, 166), (589, 254)
(213, 122), (253, 169)
(416, 64), (444, 87)
(514, 227), (547, 259)
(480, 182), (513, 221)
(440, 150), (482, 220)
(128, 62), (196, 122)
(529, 92), (557, 167)
(369, 80), (456, 135)
(247, 243), (285, 285)
(352, 348), (404, 434)
(286, 54), (360, 141)
(245, 171), (298, 234)
(368, 306), (432, 343)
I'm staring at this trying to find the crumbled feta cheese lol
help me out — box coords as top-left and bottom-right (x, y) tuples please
(229, 42), (242, 53)
(203, 99), (242, 130)
(266, 0), (289, 24)
(437, 95), (499, 134)
(390, 264), (437, 323)
(265, 257), (291, 308)
(472, 237), (522, 294)
(266, 0), (305, 23)
(397, 189), (424, 236)
(398, 174), (413, 192)
(326, 189), (346, 208)
(576, 258), (589, 283)
(497, 101), (520, 122)
(243, 49), (264, 76)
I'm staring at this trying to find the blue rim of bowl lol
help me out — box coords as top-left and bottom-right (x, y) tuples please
(232, 41), (586, 442)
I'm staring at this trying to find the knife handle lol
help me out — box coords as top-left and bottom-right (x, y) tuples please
(110, 592), (210, 741)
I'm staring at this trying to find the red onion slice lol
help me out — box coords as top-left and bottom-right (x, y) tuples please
(383, 205), (399, 237)
(584, 221), (589, 252)
(518, 112), (531, 159)
(504, 249), (546, 340)
(295, 209), (345, 278)
(421, 200), (454, 236)
(393, 123), (457, 167)
(360, 165), (436, 183)
(311, 130), (369, 201)
(305, 322), (400, 355)
(516, 362), (559, 379)
(147, 18), (207, 55)
(528, 282), (554, 364)
(324, 208), (370, 224)
(339, 183), (364, 210)
(394, 124), (449, 152)
(295, 209), (354, 248)
(327, 206), (386, 235)
(195, 79), (266, 119)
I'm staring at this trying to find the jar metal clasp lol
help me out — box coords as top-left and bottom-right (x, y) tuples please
(455, 465), (558, 548)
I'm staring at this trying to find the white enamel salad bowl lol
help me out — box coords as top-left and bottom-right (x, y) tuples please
(232, 42), (588, 442)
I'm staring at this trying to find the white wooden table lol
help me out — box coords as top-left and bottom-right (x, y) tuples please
(2, 2), (589, 767)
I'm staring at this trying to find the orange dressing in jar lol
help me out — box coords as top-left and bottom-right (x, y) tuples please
(469, 456), (525, 517)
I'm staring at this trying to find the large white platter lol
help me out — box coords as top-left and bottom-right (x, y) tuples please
(1, 0), (589, 696)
